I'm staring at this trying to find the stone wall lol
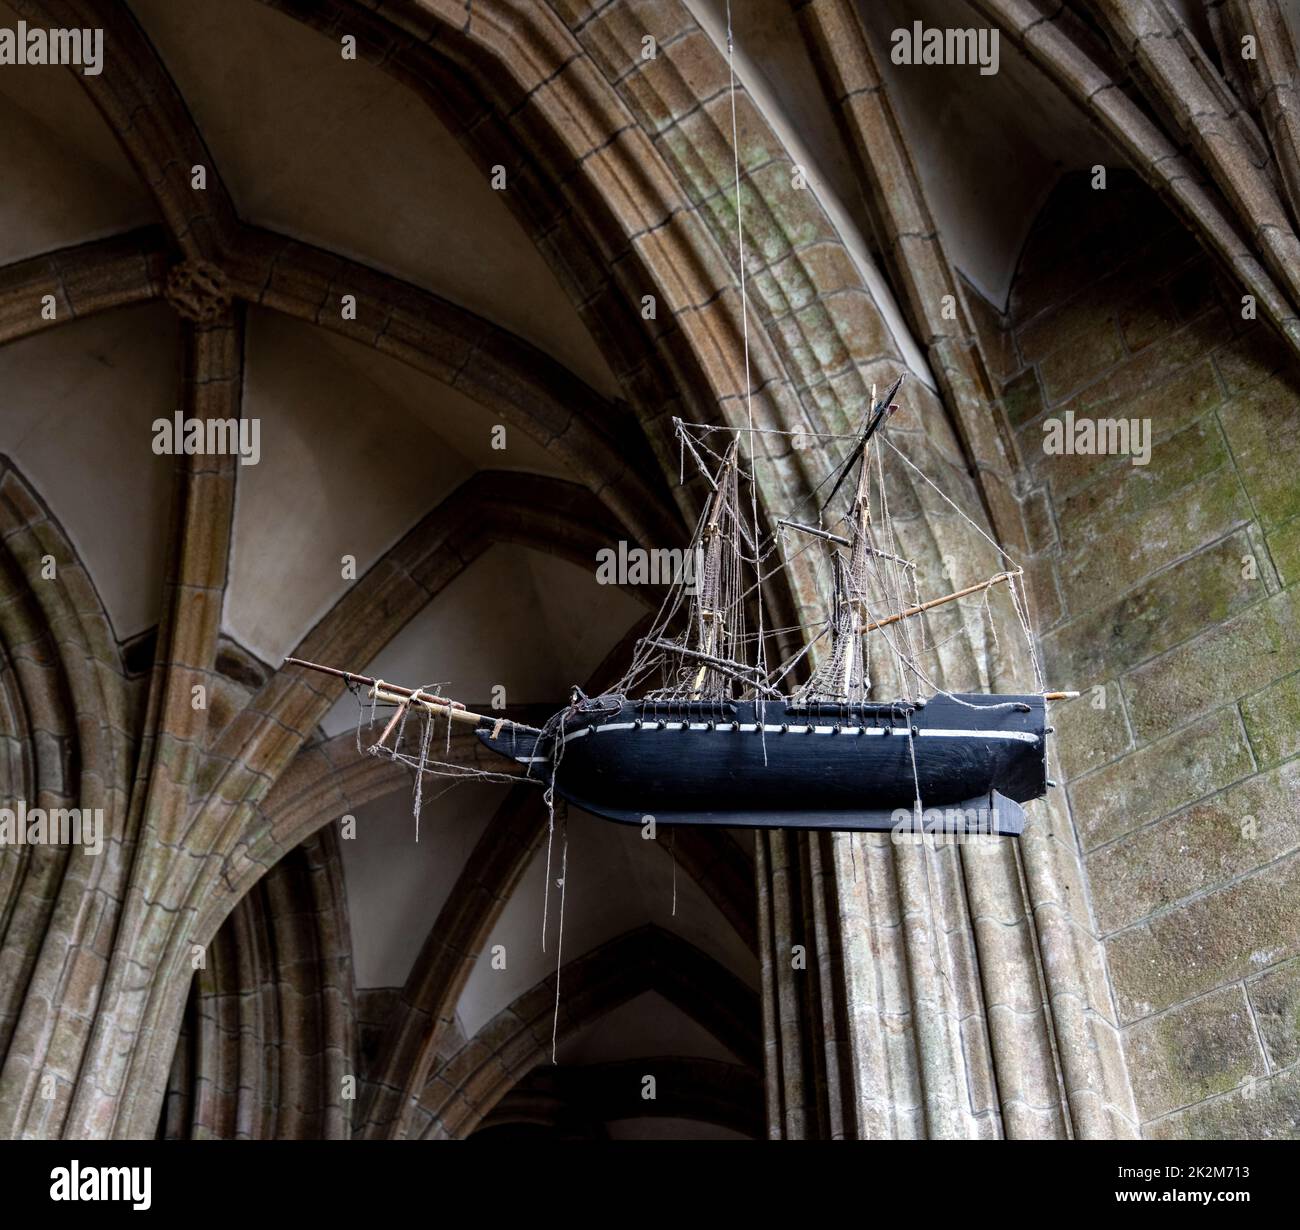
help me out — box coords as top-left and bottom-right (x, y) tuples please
(986, 172), (1300, 1137)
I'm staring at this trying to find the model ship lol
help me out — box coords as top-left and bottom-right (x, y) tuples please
(288, 377), (1075, 838)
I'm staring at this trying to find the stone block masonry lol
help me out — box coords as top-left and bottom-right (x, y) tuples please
(993, 171), (1300, 1137)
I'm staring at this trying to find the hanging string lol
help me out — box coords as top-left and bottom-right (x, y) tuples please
(873, 436), (915, 698)
(671, 827), (678, 917)
(725, 0), (768, 684)
(352, 678), (373, 757)
(412, 705), (434, 842)
(360, 685), (541, 849)
(1006, 571), (1046, 690)
(540, 720), (568, 953)
(550, 808), (569, 1064)
(676, 421), (863, 439)
(906, 720), (957, 1001)
(882, 432), (1045, 689)
(981, 580), (1001, 684)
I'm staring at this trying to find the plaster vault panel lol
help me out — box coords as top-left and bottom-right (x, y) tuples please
(226, 308), (490, 664)
(311, 329), (567, 481)
(129, 0), (621, 400)
(857, 0), (1114, 308)
(0, 1), (157, 266)
(320, 543), (645, 736)
(456, 813), (760, 1039)
(557, 992), (745, 1066)
(0, 302), (178, 641)
(340, 785), (503, 990)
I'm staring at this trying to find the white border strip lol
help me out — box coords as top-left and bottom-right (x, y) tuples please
(541, 721), (1039, 744)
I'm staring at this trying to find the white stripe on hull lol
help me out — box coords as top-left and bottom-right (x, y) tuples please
(514, 720), (1040, 761)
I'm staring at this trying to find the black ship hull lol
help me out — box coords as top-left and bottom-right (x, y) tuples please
(477, 693), (1047, 835)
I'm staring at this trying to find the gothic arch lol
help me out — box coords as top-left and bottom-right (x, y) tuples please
(0, 462), (132, 1138)
(21, 0), (1297, 1141)
(410, 923), (761, 1139)
(158, 826), (355, 1139)
(475, 1057), (762, 1139)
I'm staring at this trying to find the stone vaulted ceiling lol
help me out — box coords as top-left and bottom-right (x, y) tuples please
(1, 0), (1299, 1144)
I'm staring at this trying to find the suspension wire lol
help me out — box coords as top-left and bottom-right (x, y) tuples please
(726, 0), (768, 683)
(880, 432), (1045, 690)
(550, 808), (568, 1064)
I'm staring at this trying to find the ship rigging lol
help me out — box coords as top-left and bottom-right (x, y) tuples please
(287, 376), (1075, 837)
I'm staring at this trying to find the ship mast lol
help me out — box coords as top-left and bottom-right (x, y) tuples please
(839, 455), (874, 698)
(807, 440), (909, 703)
(784, 381), (912, 704)
(690, 443), (738, 695)
(635, 432), (774, 702)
